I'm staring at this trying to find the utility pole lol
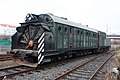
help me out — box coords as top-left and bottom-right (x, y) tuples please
(109, 27), (111, 35)
(106, 25), (108, 34)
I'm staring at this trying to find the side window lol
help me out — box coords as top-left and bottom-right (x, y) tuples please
(46, 17), (49, 22)
(57, 24), (63, 32)
(45, 16), (52, 23)
(81, 30), (83, 35)
(64, 25), (68, 48)
(58, 26), (62, 32)
(64, 27), (67, 32)
(88, 32), (90, 36)
(77, 30), (80, 35)
(70, 27), (72, 33)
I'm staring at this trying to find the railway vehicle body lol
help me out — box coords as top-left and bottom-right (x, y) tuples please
(10, 13), (111, 67)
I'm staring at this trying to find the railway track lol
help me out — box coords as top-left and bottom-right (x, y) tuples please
(11, 53), (104, 80)
(0, 65), (35, 79)
(0, 54), (12, 61)
(0, 54), (98, 80)
(53, 52), (114, 80)
(1, 52), (114, 80)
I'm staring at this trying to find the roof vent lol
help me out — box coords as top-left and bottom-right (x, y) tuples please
(48, 13), (53, 15)
(61, 17), (67, 20)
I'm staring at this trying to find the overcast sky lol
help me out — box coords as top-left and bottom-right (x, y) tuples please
(0, 0), (119, 34)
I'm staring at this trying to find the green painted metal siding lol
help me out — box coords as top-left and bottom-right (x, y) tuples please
(54, 22), (98, 49)
(86, 31), (89, 47)
(63, 25), (68, 48)
(92, 33), (94, 47)
(56, 23), (63, 49)
(74, 28), (77, 48)
(91, 33), (93, 47)
(41, 14), (99, 50)
(88, 32), (98, 48)
(69, 27), (74, 48)
(83, 30), (86, 47)
(76, 29), (80, 48)
(88, 32), (90, 48)
(80, 29), (84, 48)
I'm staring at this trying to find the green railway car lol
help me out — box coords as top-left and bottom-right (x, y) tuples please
(39, 13), (98, 54)
(10, 13), (110, 67)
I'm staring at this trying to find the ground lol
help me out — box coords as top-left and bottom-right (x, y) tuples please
(104, 49), (120, 80)
(0, 51), (7, 55)
(0, 51), (18, 67)
(114, 49), (120, 67)
(0, 50), (120, 80)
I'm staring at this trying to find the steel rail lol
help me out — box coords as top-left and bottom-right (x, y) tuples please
(0, 65), (22, 71)
(53, 54), (103, 80)
(0, 57), (12, 61)
(38, 53), (99, 69)
(0, 54), (12, 61)
(0, 54), (12, 56)
(0, 65), (35, 79)
(88, 53), (114, 80)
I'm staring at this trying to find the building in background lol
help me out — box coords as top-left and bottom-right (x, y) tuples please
(0, 24), (16, 36)
(0, 24), (16, 52)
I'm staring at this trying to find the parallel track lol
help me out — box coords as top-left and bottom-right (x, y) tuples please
(0, 54), (12, 61)
(0, 65), (35, 79)
(53, 52), (114, 80)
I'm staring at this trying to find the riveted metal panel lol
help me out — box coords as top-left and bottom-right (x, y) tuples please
(47, 14), (98, 33)
(76, 28), (80, 48)
(63, 25), (68, 48)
